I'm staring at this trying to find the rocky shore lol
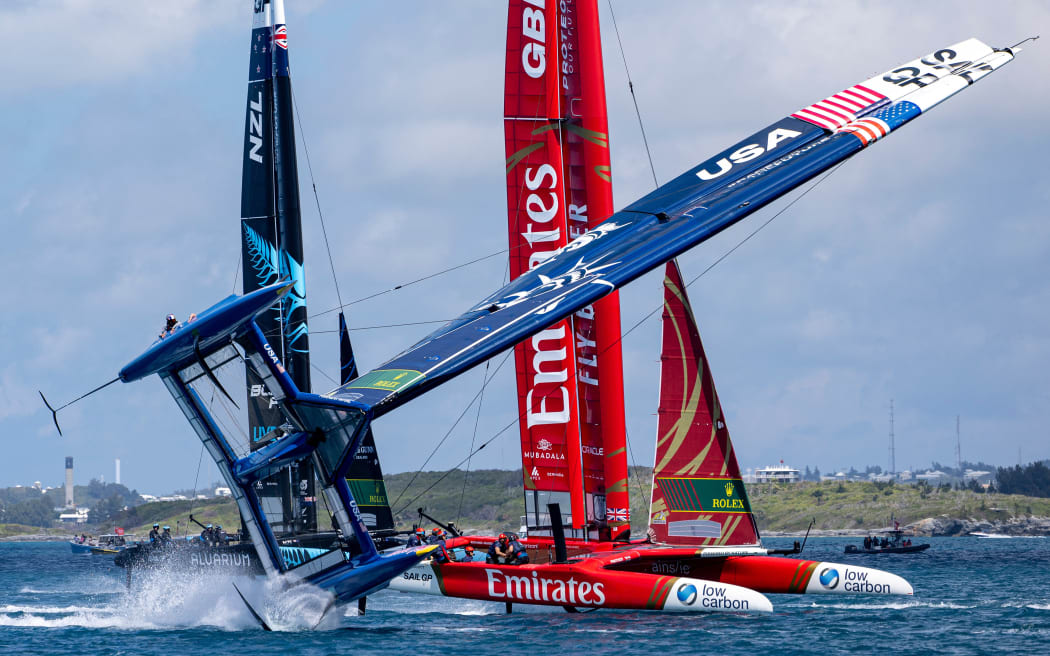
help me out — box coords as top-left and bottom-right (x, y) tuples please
(765, 515), (1050, 537)
(0, 534), (70, 542)
(907, 515), (1050, 537)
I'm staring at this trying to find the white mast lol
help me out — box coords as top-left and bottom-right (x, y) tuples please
(888, 400), (896, 477)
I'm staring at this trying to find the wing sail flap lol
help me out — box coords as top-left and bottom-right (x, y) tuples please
(649, 261), (760, 547)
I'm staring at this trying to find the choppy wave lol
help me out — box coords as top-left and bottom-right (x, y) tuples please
(3, 539), (1050, 652)
(809, 600), (978, 610)
(0, 604), (105, 614)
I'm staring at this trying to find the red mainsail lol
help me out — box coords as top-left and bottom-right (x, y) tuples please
(649, 261), (760, 546)
(505, 0), (629, 536)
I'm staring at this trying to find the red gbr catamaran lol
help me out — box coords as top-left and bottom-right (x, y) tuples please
(383, 0), (1021, 612)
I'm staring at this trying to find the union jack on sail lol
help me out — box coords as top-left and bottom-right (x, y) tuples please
(606, 507), (630, 522)
(273, 25), (288, 50)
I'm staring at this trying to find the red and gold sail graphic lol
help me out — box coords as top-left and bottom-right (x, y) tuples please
(505, 0), (629, 534)
(649, 261), (760, 546)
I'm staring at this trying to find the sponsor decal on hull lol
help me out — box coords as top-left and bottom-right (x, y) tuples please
(190, 551), (254, 568)
(344, 369), (424, 392)
(485, 568), (607, 605)
(805, 563), (913, 595)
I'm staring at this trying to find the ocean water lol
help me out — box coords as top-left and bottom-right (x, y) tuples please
(2, 537), (1048, 655)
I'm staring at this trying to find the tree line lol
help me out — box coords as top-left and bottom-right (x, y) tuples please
(995, 461), (1050, 498)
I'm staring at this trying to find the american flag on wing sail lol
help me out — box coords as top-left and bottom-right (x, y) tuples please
(838, 118), (890, 146)
(836, 100), (922, 146)
(792, 84), (888, 130)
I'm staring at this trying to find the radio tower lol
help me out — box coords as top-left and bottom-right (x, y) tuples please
(889, 399), (896, 477)
(955, 415), (962, 471)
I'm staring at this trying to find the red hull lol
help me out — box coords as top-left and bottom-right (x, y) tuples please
(442, 536), (822, 595)
(394, 540), (773, 611)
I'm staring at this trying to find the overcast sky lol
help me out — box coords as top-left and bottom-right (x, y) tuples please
(2, 1), (1048, 495)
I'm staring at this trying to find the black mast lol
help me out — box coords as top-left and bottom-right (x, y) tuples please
(239, 0), (316, 536)
(270, 0), (316, 536)
(339, 313), (395, 533)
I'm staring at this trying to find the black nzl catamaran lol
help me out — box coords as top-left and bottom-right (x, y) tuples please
(115, 0), (405, 592)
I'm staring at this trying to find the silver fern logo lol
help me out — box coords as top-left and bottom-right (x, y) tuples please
(243, 223), (279, 286)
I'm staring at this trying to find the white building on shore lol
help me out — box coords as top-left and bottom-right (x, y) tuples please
(754, 464), (801, 484)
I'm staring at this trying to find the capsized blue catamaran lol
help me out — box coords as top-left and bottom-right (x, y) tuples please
(117, 0), (432, 624)
(115, 282), (436, 625)
(61, 29), (1020, 620)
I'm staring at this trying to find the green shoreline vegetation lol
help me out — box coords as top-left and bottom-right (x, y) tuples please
(5, 468), (1050, 540)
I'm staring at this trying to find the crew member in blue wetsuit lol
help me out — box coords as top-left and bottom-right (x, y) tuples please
(427, 528), (452, 563)
(458, 545), (478, 562)
(487, 533), (511, 564)
(407, 527), (426, 547)
(507, 533), (529, 565)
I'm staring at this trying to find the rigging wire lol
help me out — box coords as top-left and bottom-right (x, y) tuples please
(390, 349), (513, 514)
(231, 252), (242, 295)
(309, 319), (452, 334)
(300, 221), (548, 322)
(623, 428), (648, 516)
(310, 361), (338, 388)
(456, 359), (491, 527)
(606, 0), (659, 188)
(185, 387), (218, 532)
(187, 445), (206, 534)
(451, 230), (515, 528)
(308, 248), (508, 320)
(291, 88), (345, 313)
(393, 409), (521, 517)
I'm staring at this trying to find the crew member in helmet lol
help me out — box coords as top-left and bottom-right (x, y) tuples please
(149, 523), (161, 546)
(160, 525), (173, 546)
(159, 314), (179, 339)
(507, 533), (529, 565)
(214, 525), (229, 545)
(458, 545), (478, 562)
(201, 523), (214, 546)
(407, 527), (426, 547)
(487, 533), (512, 564)
(428, 528), (451, 564)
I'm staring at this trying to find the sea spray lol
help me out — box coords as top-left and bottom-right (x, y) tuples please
(110, 564), (257, 630)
